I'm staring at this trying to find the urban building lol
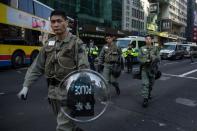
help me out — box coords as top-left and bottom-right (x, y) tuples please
(186, 0), (197, 42)
(122, 0), (149, 36)
(38, 0), (124, 45)
(148, 0), (187, 43)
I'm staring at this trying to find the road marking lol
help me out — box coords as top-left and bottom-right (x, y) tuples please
(163, 73), (197, 80)
(179, 69), (197, 77)
(159, 76), (171, 81)
(0, 92), (5, 95)
(162, 73), (180, 77)
(162, 62), (179, 66)
(175, 98), (197, 107)
(191, 61), (197, 65)
(152, 120), (167, 127)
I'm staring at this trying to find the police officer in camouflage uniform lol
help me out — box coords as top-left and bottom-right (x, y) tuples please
(17, 10), (89, 131)
(138, 35), (160, 108)
(98, 35), (121, 95)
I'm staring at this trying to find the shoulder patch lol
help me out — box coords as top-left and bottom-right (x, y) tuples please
(143, 48), (147, 52)
(48, 41), (55, 46)
(104, 45), (108, 50)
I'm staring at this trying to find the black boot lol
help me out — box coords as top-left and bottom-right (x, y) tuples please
(142, 98), (149, 108)
(112, 82), (120, 95)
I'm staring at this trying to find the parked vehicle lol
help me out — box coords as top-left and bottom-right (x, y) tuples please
(190, 45), (197, 57)
(160, 42), (185, 60)
(116, 36), (146, 62)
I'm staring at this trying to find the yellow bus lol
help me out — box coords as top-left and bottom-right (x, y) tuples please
(0, 1), (54, 68)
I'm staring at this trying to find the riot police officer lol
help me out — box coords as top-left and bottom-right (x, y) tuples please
(138, 35), (160, 108)
(98, 34), (121, 95)
(17, 10), (89, 131)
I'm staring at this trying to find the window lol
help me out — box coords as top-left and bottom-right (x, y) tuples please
(126, 5), (130, 10)
(0, 23), (41, 45)
(127, 0), (130, 4)
(126, 23), (129, 28)
(126, 17), (130, 22)
(18, 0), (33, 14)
(34, 2), (52, 19)
(126, 11), (129, 16)
(132, 8), (135, 17)
(132, 20), (134, 28)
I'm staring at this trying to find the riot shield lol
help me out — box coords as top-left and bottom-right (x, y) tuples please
(59, 69), (110, 122)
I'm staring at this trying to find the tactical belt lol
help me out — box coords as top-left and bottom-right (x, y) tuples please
(47, 78), (61, 86)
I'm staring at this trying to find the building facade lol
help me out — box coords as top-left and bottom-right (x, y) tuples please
(186, 0), (197, 42)
(148, 0), (187, 43)
(38, 0), (124, 45)
(122, 0), (149, 36)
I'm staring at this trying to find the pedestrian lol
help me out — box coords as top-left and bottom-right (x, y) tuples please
(17, 10), (89, 131)
(138, 35), (160, 108)
(87, 40), (99, 71)
(98, 34), (121, 95)
(125, 43), (137, 73)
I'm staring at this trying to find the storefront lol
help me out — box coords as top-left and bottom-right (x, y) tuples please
(79, 25), (126, 47)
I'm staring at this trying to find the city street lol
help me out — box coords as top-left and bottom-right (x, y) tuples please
(0, 59), (197, 131)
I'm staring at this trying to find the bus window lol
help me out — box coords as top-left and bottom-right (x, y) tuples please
(3, 39), (27, 45)
(0, 2), (53, 68)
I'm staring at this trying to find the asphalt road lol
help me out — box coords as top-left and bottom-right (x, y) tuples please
(0, 59), (197, 131)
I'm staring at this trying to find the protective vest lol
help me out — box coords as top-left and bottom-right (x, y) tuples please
(89, 46), (98, 56)
(44, 36), (78, 81)
(131, 48), (138, 57)
(126, 48), (138, 57)
(122, 48), (127, 58)
(104, 44), (120, 63)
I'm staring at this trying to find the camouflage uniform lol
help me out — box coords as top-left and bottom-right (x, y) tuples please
(138, 45), (160, 99)
(98, 42), (121, 95)
(23, 33), (89, 131)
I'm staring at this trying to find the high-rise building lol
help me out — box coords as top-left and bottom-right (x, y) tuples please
(148, 0), (187, 43)
(38, 0), (124, 44)
(122, 0), (149, 36)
